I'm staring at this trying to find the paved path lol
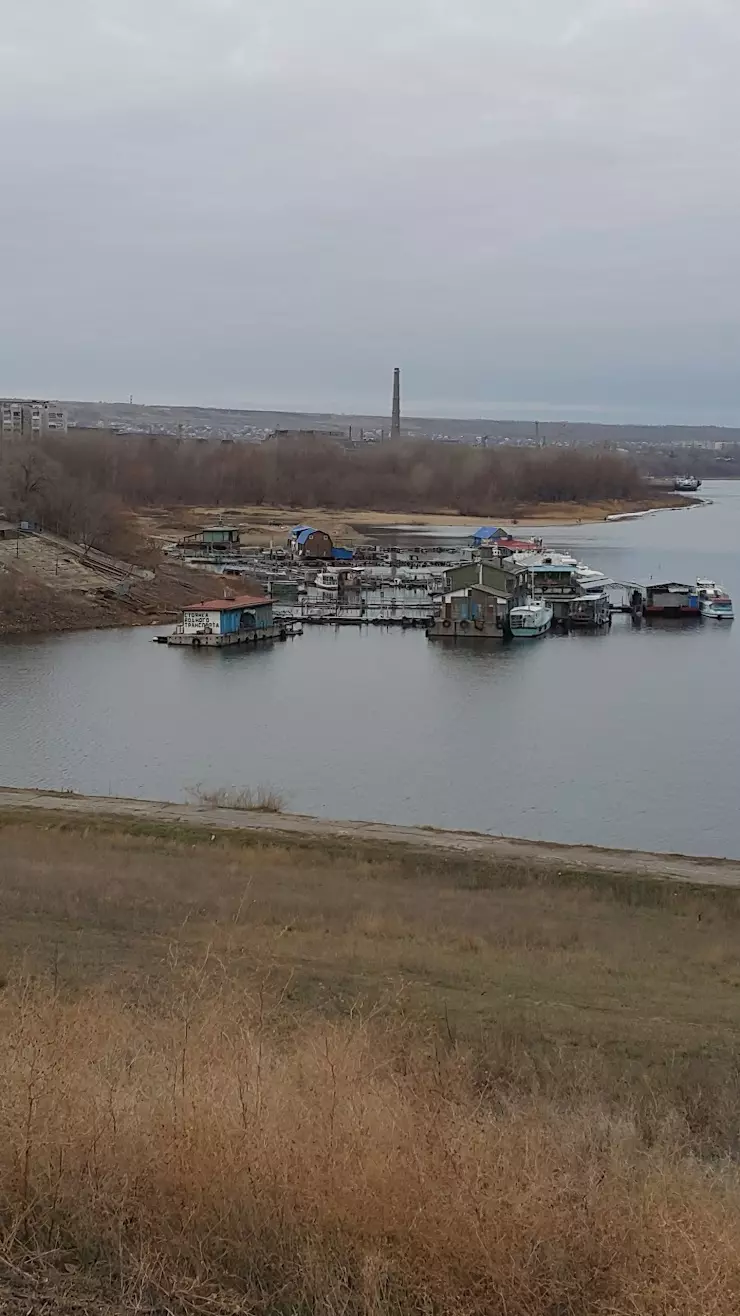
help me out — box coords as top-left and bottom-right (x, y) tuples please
(1, 788), (739, 889)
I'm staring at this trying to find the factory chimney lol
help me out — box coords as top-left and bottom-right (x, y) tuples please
(390, 366), (401, 441)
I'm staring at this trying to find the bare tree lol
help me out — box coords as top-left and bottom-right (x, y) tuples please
(22, 429), (643, 520)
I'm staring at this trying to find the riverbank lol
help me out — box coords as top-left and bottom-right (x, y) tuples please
(1, 795), (740, 1313)
(0, 531), (244, 637)
(2, 787), (739, 887)
(139, 492), (693, 549)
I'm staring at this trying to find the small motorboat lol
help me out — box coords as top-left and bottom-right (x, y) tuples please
(509, 598), (553, 638)
(697, 579), (734, 620)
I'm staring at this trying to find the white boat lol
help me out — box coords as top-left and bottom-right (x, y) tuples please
(697, 579), (734, 619)
(574, 563), (610, 589)
(315, 569), (340, 592)
(509, 598), (553, 638)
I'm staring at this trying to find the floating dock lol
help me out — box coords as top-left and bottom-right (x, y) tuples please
(168, 623), (287, 648)
(276, 611), (431, 629)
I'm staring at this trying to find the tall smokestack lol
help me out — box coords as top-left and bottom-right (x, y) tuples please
(390, 366), (401, 441)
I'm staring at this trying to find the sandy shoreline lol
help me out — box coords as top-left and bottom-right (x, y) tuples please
(142, 494), (694, 548)
(1, 787), (738, 888)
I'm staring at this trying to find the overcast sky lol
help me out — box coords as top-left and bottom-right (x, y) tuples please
(1, 0), (738, 423)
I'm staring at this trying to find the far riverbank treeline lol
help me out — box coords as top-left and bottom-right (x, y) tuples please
(0, 431), (643, 547)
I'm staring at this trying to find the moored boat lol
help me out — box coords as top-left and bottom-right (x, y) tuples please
(697, 579), (734, 620)
(315, 569), (340, 592)
(509, 598), (553, 638)
(568, 590), (611, 628)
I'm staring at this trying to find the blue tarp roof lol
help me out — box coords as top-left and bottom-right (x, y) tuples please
(331, 546), (354, 561)
(291, 524), (314, 536)
(295, 527), (317, 545)
(471, 525), (508, 541)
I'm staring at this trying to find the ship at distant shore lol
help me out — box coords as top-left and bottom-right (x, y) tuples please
(674, 475), (702, 492)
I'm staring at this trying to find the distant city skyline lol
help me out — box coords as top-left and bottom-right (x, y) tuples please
(36, 391), (740, 430)
(2, 1), (740, 427)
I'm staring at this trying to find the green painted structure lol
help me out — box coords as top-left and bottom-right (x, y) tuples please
(444, 558), (528, 602)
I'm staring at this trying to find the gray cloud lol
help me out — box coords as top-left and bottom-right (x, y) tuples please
(1, 0), (738, 422)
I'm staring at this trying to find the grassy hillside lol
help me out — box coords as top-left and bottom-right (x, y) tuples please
(1, 811), (740, 1312)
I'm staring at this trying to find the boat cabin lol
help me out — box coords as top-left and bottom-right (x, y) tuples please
(527, 562), (578, 595)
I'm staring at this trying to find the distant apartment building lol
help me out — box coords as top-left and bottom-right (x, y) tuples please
(1, 399), (68, 437)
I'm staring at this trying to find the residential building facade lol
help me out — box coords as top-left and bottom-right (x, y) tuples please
(1, 399), (68, 437)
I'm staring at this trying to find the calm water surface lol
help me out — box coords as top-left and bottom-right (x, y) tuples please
(2, 481), (739, 857)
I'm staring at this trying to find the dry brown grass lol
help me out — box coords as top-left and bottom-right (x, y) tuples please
(1, 981), (740, 1315)
(2, 815), (740, 1311)
(187, 783), (287, 812)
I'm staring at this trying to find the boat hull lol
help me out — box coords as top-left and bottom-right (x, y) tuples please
(701, 602), (734, 619)
(510, 620), (552, 638)
(645, 606), (701, 617)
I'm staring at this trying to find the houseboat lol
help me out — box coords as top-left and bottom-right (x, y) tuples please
(568, 591), (611, 628)
(168, 594), (280, 647)
(427, 584), (509, 639)
(636, 582), (701, 618)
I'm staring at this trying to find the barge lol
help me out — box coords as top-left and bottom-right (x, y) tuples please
(631, 583), (701, 619)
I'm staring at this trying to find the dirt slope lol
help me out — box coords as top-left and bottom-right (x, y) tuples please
(0, 532), (247, 636)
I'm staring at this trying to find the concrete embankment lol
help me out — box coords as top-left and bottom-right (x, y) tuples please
(1, 788), (738, 889)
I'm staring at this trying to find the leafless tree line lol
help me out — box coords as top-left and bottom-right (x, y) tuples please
(0, 438), (135, 556)
(0, 431), (643, 542)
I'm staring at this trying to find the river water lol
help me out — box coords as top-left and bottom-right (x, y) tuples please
(2, 481), (739, 857)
